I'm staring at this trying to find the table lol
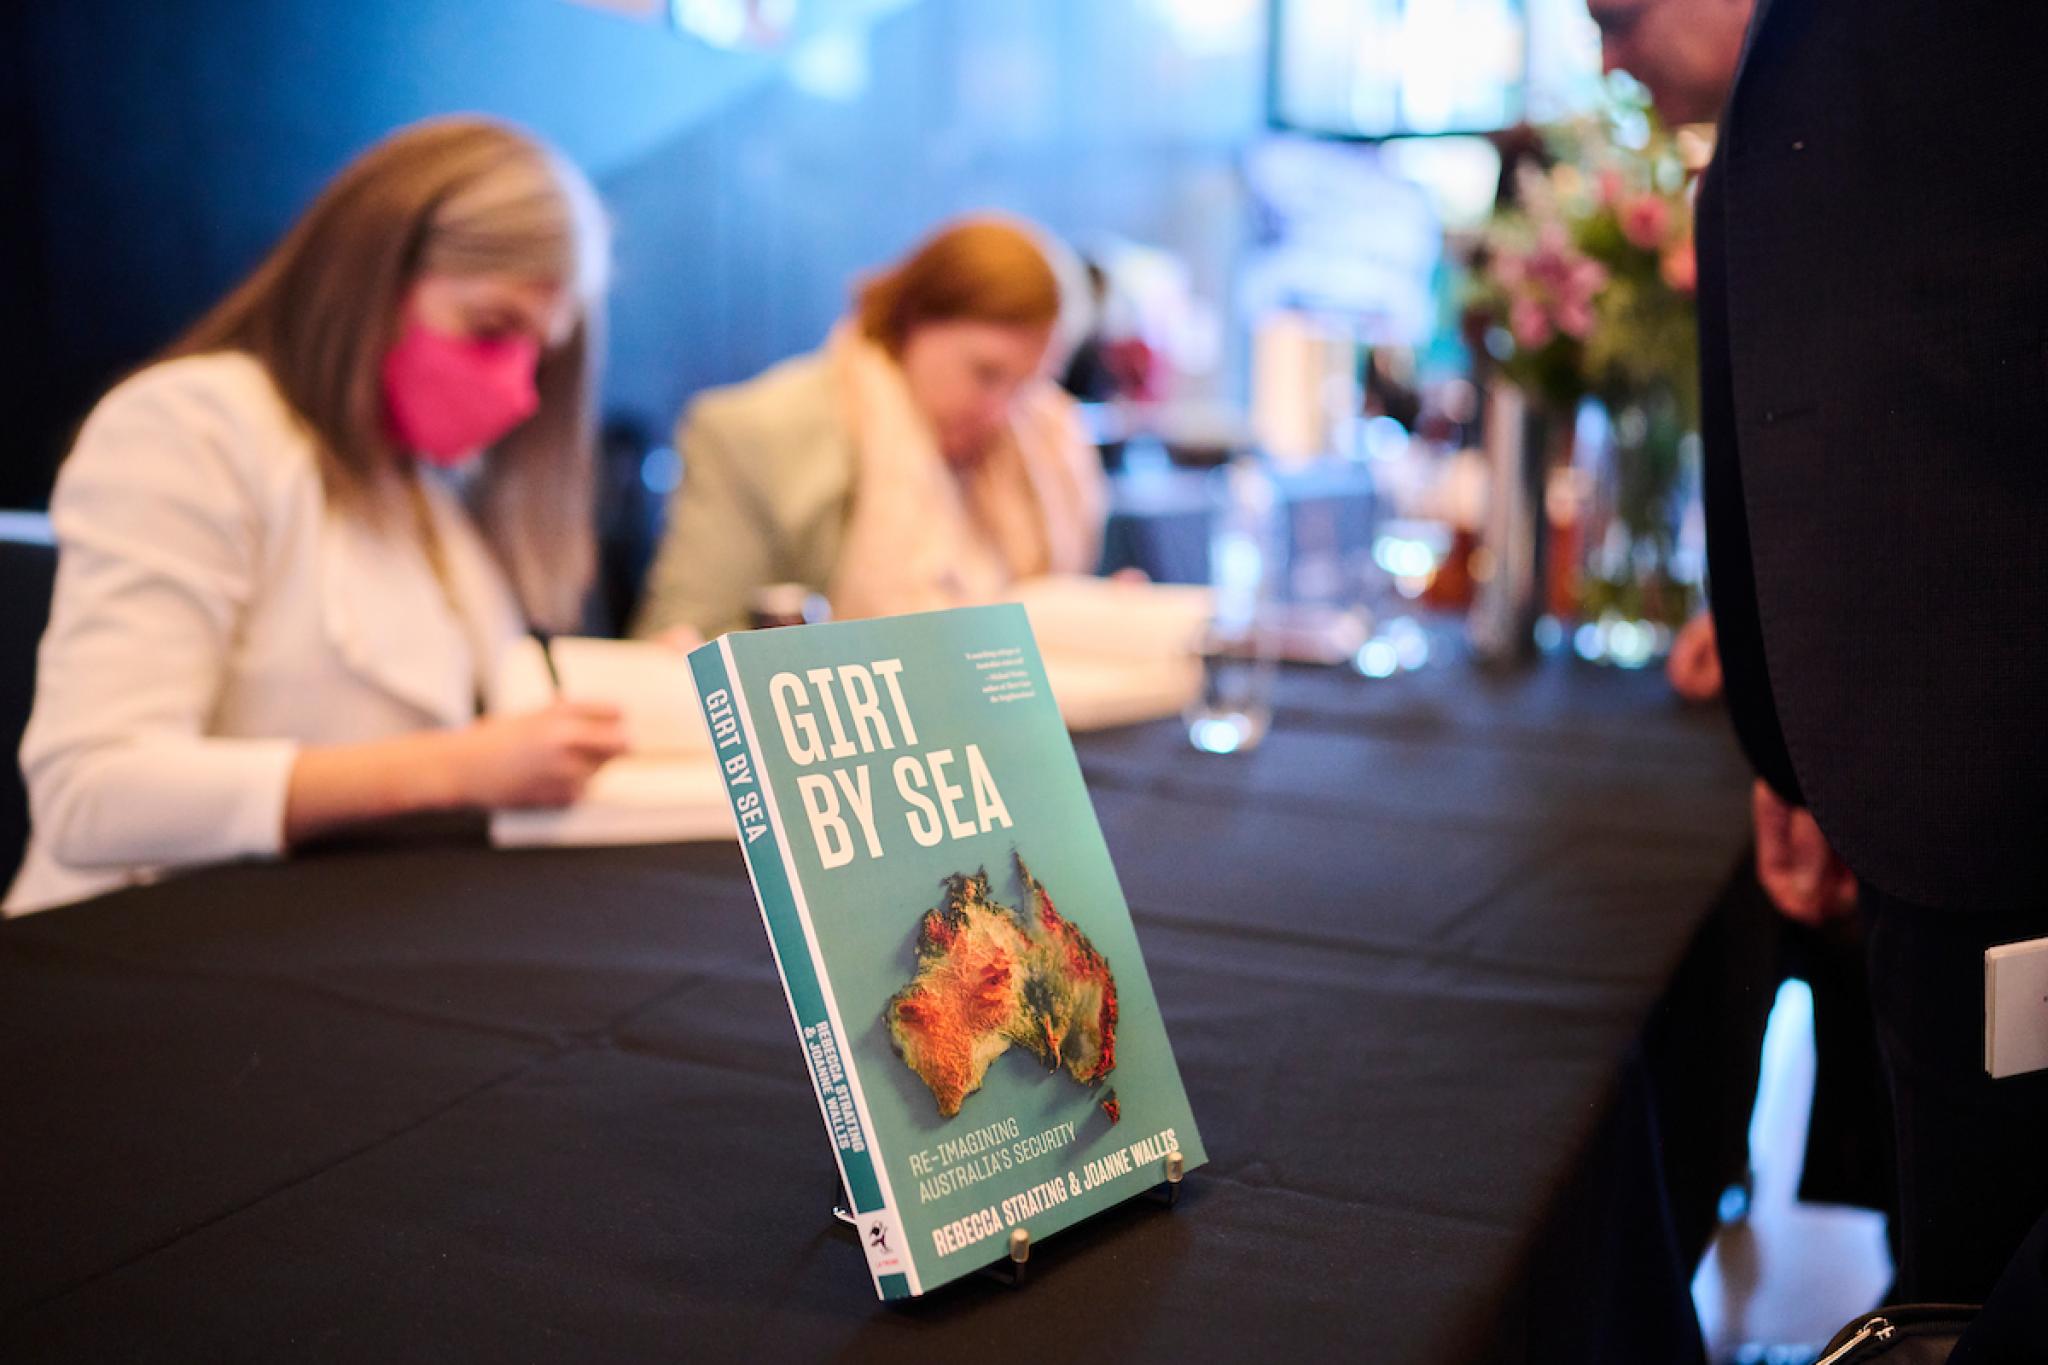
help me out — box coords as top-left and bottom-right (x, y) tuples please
(0, 651), (1751, 1363)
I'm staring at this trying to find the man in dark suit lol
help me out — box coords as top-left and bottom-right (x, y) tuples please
(1680, 0), (2048, 1303)
(1597, 0), (1912, 1308)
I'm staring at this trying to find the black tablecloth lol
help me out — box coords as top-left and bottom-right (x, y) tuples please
(0, 651), (1750, 1363)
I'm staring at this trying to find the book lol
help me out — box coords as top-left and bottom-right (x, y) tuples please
(688, 604), (1206, 1299)
(1004, 575), (1209, 731)
(488, 636), (734, 848)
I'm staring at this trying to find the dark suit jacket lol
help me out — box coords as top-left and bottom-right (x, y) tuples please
(1701, 0), (2048, 909)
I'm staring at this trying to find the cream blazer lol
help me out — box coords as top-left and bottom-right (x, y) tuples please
(629, 347), (1106, 641)
(4, 352), (523, 916)
(631, 351), (855, 641)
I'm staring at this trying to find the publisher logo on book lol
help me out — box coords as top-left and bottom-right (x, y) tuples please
(862, 1213), (907, 1276)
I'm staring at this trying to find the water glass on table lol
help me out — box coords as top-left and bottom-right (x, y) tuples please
(1352, 519), (1449, 678)
(1186, 620), (1278, 754)
(1188, 455), (1282, 754)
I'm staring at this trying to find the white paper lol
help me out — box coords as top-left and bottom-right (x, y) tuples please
(1002, 576), (1211, 731)
(489, 756), (736, 848)
(487, 636), (731, 848)
(1985, 936), (2048, 1078)
(1007, 575), (1212, 661)
(492, 635), (711, 756)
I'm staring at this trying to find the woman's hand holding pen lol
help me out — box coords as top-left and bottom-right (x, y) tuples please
(450, 702), (629, 809)
(283, 701), (628, 846)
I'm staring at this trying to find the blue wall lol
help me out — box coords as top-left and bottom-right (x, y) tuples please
(2, 0), (1266, 504)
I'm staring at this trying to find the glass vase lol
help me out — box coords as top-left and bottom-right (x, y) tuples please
(1571, 388), (1702, 668)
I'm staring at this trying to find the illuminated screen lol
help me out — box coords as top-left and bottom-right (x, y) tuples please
(1270, 0), (1528, 140)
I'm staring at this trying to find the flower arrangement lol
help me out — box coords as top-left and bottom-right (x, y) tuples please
(1464, 90), (1707, 653)
(1466, 94), (1699, 423)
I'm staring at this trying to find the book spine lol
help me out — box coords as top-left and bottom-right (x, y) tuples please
(689, 638), (916, 1299)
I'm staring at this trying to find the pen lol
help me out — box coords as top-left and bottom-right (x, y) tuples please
(531, 627), (564, 696)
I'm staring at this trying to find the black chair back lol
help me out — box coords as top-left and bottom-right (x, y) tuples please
(588, 417), (675, 636)
(1, 523), (57, 893)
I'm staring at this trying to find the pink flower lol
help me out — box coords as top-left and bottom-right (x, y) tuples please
(1492, 250), (1527, 290)
(1597, 169), (1625, 206)
(1510, 299), (1554, 351)
(1620, 194), (1671, 250)
(1660, 235), (1697, 294)
(1555, 298), (1596, 340)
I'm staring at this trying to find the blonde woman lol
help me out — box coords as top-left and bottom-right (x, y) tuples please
(5, 117), (625, 915)
(631, 217), (1106, 643)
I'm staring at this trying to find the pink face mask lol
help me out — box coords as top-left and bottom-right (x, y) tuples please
(381, 320), (542, 466)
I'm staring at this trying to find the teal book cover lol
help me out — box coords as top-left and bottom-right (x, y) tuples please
(689, 604), (1206, 1299)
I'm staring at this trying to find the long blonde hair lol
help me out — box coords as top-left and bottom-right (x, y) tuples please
(167, 116), (609, 629)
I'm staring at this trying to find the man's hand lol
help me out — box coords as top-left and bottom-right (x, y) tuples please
(1752, 779), (1858, 924)
(1667, 611), (1722, 702)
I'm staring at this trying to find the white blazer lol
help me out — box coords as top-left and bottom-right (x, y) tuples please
(4, 352), (524, 916)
